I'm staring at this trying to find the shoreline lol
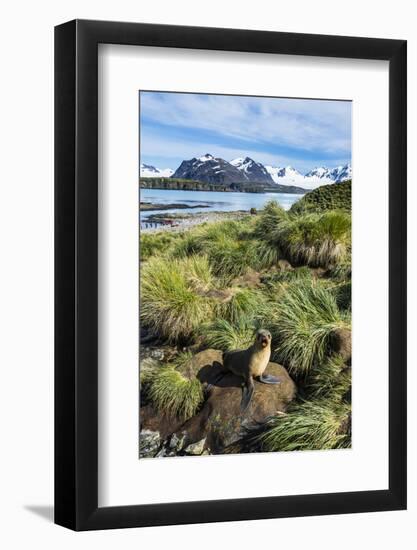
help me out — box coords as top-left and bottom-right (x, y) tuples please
(140, 201), (210, 211)
(140, 210), (249, 233)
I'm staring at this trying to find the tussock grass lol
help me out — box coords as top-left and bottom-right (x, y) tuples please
(254, 200), (289, 236)
(140, 232), (178, 262)
(306, 354), (351, 400)
(139, 358), (160, 402)
(171, 219), (259, 280)
(182, 254), (214, 291)
(252, 239), (281, 270)
(271, 281), (349, 374)
(171, 231), (204, 258)
(331, 281), (352, 311)
(262, 266), (312, 287)
(149, 366), (204, 420)
(259, 398), (351, 452)
(327, 260), (352, 281)
(140, 256), (215, 342)
(217, 287), (262, 324)
(170, 350), (193, 369)
(203, 317), (256, 351)
(255, 202), (351, 269)
(271, 210), (351, 269)
(206, 238), (257, 281)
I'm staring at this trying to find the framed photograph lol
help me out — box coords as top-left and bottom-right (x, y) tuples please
(55, 20), (407, 530)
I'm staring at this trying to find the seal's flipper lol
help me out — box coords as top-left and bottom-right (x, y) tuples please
(240, 383), (254, 412)
(206, 371), (226, 392)
(259, 374), (281, 385)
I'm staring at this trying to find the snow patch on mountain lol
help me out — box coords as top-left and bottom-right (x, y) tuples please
(140, 163), (174, 178)
(198, 154), (216, 163)
(265, 163), (351, 190)
(230, 157), (274, 184)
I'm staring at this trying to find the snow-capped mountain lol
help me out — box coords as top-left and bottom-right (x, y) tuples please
(266, 163), (351, 190)
(330, 164), (352, 182)
(142, 155), (351, 191)
(265, 165), (307, 186)
(172, 154), (262, 185)
(271, 165), (303, 180)
(304, 166), (333, 179)
(305, 165), (352, 183)
(230, 157), (274, 184)
(140, 163), (174, 178)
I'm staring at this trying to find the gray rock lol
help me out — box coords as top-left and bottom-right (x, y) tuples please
(169, 432), (186, 451)
(139, 429), (161, 458)
(150, 349), (165, 361)
(155, 446), (177, 458)
(184, 438), (206, 455)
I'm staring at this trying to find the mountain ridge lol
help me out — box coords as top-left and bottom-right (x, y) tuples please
(140, 155), (351, 190)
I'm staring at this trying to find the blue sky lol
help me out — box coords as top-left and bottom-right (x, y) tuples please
(139, 91), (351, 174)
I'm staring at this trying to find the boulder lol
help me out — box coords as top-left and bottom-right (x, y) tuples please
(140, 349), (297, 456)
(184, 360), (296, 452)
(329, 328), (351, 364)
(140, 403), (184, 439)
(184, 438), (206, 455)
(178, 348), (223, 380)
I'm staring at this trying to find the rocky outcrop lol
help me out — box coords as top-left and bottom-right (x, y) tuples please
(139, 349), (297, 457)
(139, 430), (161, 458)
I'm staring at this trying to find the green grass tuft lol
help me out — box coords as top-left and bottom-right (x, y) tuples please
(171, 219), (259, 280)
(255, 202), (351, 269)
(254, 200), (289, 236)
(216, 287), (262, 324)
(140, 255), (215, 343)
(140, 232), (178, 262)
(149, 366), (204, 420)
(261, 266), (313, 287)
(274, 210), (351, 268)
(327, 259), (352, 281)
(139, 358), (160, 402)
(271, 281), (349, 374)
(251, 239), (281, 270)
(259, 398), (351, 452)
(306, 354), (351, 400)
(202, 317), (256, 351)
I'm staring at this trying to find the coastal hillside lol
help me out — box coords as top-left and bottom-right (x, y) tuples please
(140, 176), (307, 194)
(290, 180), (351, 214)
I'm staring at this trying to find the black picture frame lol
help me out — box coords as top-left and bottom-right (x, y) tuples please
(55, 19), (407, 531)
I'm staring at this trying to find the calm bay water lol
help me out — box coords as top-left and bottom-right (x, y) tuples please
(140, 188), (303, 222)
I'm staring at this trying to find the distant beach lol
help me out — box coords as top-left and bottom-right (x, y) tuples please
(140, 209), (248, 233)
(140, 188), (303, 232)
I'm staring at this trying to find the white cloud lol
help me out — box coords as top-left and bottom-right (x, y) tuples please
(140, 92), (351, 156)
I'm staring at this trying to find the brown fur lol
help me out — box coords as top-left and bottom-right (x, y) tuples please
(222, 329), (272, 384)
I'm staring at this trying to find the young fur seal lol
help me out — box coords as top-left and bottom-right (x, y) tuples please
(211, 329), (281, 412)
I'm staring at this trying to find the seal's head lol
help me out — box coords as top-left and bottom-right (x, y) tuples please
(255, 329), (272, 349)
